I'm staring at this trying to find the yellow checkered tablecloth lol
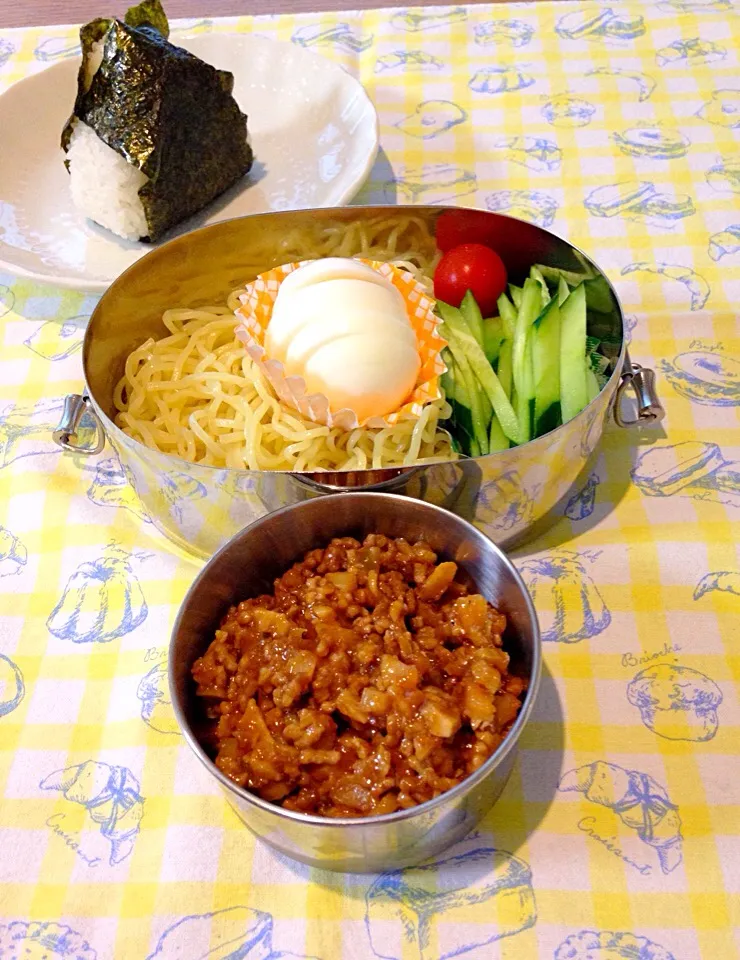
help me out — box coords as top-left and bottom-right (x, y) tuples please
(1, 2), (739, 958)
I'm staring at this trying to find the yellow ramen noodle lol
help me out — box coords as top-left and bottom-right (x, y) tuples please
(114, 215), (455, 472)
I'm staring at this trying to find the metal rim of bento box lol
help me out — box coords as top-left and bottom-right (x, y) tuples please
(52, 211), (665, 491)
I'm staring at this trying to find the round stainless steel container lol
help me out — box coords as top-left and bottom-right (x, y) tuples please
(54, 205), (663, 559)
(169, 492), (541, 872)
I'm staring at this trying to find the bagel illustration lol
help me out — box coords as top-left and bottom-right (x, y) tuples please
(660, 351), (740, 406)
(395, 100), (467, 139)
(613, 125), (689, 159)
(698, 89), (740, 129)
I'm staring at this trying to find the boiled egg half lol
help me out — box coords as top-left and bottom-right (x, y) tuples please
(264, 258), (421, 422)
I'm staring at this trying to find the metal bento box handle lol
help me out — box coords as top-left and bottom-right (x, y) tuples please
(52, 393), (105, 455)
(614, 351), (665, 428)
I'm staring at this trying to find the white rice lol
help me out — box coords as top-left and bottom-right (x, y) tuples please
(83, 38), (105, 92)
(66, 119), (150, 241)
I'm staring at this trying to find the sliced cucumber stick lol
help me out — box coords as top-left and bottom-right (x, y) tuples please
(533, 297), (561, 436)
(530, 265), (550, 307)
(557, 275), (570, 305)
(560, 283), (589, 423)
(460, 290), (485, 347)
(444, 338), (489, 455)
(497, 338), (514, 399)
(482, 317), (504, 363)
(496, 294), (517, 339)
(488, 415), (509, 453)
(440, 312), (523, 445)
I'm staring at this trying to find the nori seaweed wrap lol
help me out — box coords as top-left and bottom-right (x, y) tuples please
(62, 1), (254, 242)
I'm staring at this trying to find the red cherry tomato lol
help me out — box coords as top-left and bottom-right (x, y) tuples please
(433, 243), (508, 317)
(435, 209), (507, 253)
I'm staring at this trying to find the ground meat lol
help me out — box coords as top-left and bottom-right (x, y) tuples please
(192, 534), (526, 818)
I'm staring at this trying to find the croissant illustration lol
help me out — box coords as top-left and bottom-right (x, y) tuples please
(40, 761), (145, 865)
(559, 761), (682, 873)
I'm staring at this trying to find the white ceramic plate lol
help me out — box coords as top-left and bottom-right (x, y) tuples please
(0, 33), (378, 292)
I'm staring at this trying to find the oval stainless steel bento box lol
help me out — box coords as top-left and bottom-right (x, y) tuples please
(169, 492), (541, 872)
(54, 205), (664, 559)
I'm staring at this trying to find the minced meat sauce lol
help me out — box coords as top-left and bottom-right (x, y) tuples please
(192, 534), (525, 818)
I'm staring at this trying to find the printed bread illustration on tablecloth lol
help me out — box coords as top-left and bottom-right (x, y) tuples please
(0, 922), (97, 959)
(46, 548), (148, 644)
(0, 526), (27, 578)
(474, 19), (533, 47)
(707, 157), (740, 194)
(584, 181), (694, 226)
(620, 261), (710, 310)
(555, 8), (645, 41)
(485, 189), (558, 227)
(0, 397), (96, 470)
(630, 441), (740, 508)
(694, 570), (740, 599)
(518, 551), (611, 643)
(698, 89), (740, 128)
(374, 51), (443, 73)
(554, 930), (676, 960)
(291, 22), (372, 53)
(709, 225), (740, 262)
(145, 906), (321, 959)
(0, 654), (24, 718)
(383, 164), (476, 205)
(395, 100), (467, 139)
(475, 470), (538, 532)
(613, 125), (688, 159)
(365, 845), (536, 959)
(564, 473), (600, 521)
(627, 663), (723, 741)
(468, 66), (534, 94)
(0, 38), (14, 69)
(489, 136), (562, 172)
(390, 7), (466, 31)
(87, 457), (151, 521)
(137, 662), (180, 735)
(656, 37), (726, 65)
(586, 68), (655, 102)
(659, 351), (740, 405)
(23, 315), (87, 361)
(40, 761), (145, 865)
(559, 761), (683, 873)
